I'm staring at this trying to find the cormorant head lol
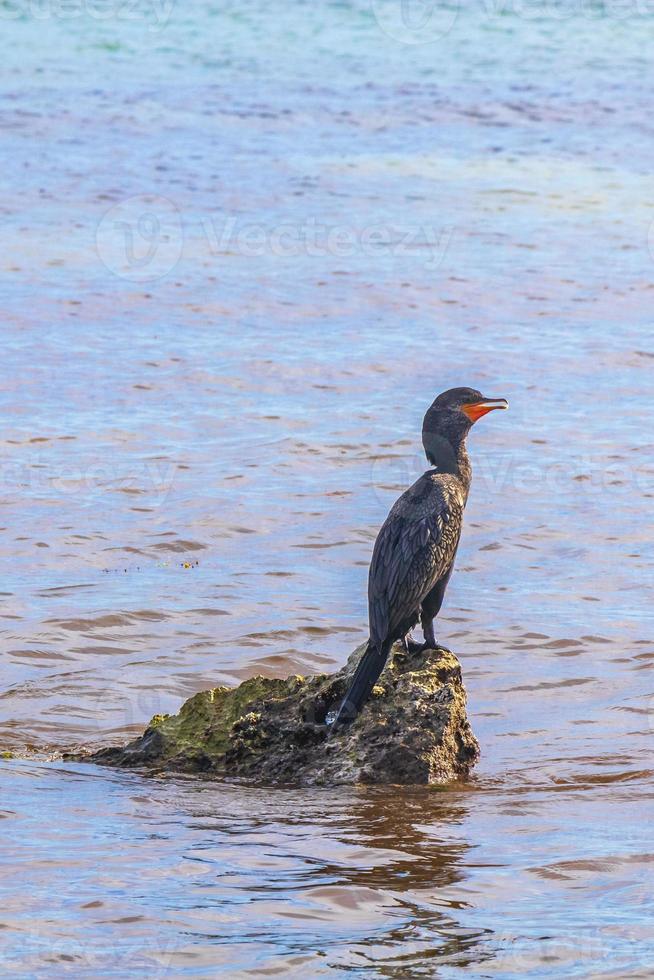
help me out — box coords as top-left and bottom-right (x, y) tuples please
(422, 387), (508, 469)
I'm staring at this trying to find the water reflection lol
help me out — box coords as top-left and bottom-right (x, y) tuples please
(5, 761), (652, 975)
(0, 765), (485, 975)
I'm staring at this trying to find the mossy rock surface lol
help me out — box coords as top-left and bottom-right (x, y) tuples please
(82, 644), (480, 786)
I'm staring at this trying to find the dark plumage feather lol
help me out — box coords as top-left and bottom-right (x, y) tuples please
(332, 471), (465, 729)
(368, 472), (464, 647)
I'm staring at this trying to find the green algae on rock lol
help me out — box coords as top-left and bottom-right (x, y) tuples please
(85, 643), (480, 786)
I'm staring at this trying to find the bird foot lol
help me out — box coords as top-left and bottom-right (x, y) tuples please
(404, 637), (427, 654)
(407, 639), (451, 655)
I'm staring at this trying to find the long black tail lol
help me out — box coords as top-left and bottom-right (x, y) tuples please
(331, 638), (393, 728)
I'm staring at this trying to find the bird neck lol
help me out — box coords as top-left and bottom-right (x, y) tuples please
(456, 444), (472, 498)
(428, 437), (472, 496)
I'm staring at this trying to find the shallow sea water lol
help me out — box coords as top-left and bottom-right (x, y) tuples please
(1, 1), (653, 975)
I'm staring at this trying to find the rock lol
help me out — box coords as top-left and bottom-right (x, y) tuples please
(80, 643), (480, 786)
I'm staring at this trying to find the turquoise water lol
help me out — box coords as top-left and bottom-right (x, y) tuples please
(1, 1), (654, 975)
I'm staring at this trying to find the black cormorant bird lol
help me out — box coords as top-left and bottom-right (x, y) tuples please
(330, 387), (508, 728)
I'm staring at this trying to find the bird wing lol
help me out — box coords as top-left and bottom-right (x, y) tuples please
(368, 484), (462, 646)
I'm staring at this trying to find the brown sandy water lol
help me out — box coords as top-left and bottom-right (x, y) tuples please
(1, 1), (653, 975)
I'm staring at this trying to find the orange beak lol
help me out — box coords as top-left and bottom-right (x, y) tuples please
(461, 397), (509, 423)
